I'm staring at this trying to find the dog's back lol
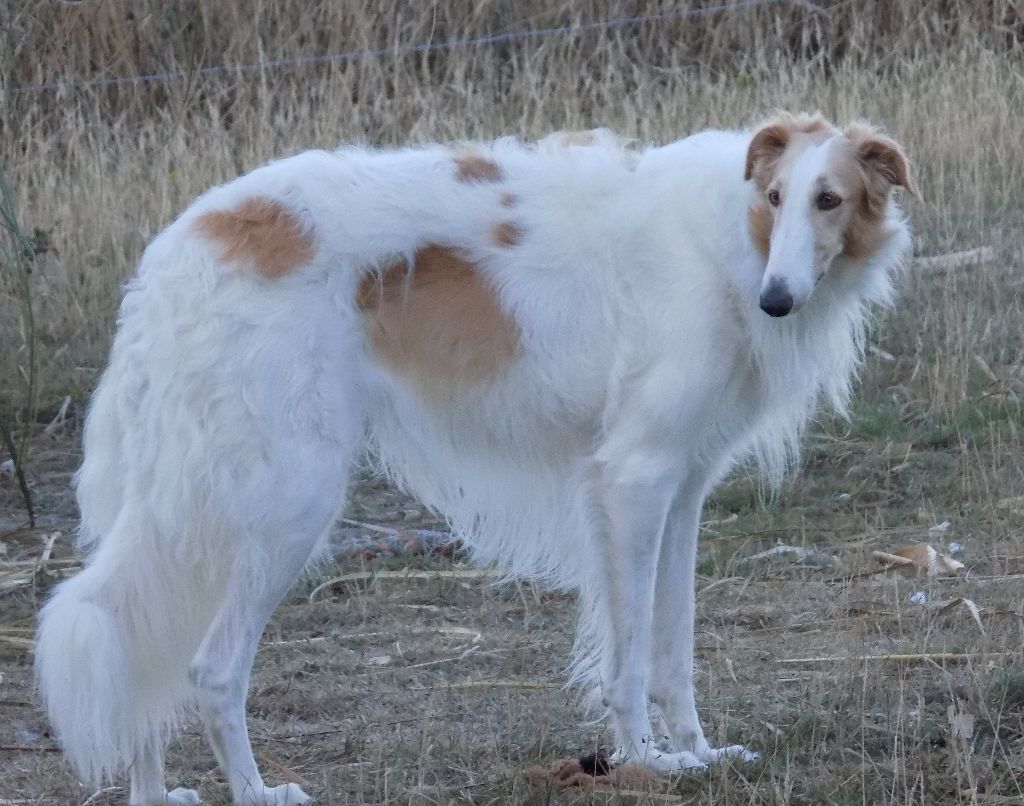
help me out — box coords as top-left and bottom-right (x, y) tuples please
(36, 134), (656, 793)
(36, 118), (914, 801)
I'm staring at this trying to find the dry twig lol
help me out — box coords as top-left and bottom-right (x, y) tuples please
(308, 568), (499, 602)
(779, 651), (1020, 665)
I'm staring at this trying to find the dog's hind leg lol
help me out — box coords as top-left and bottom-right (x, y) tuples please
(188, 446), (352, 806)
(648, 481), (759, 766)
(130, 739), (200, 806)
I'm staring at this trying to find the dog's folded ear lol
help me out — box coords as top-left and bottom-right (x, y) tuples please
(745, 113), (833, 188)
(846, 124), (921, 201)
(744, 120), (792, 185)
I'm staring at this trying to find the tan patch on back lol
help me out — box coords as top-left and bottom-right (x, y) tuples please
(453, 154), (503, 183)
(195, 197), (314, 279)
(490, 221), (523, 248)
(357, 244), (520, 390)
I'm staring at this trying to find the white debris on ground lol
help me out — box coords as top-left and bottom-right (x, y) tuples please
(747, 541), (839, 567)
(873, 543), (965, 575)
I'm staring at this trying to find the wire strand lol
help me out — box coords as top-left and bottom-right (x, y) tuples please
(12, 0), (796, 95)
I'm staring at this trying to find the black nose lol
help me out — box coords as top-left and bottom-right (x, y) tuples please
(759, 280), (793, 318)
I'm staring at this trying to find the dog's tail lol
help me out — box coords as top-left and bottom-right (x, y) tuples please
(36, 558), (179, 785)
(35, 351), (222, 785)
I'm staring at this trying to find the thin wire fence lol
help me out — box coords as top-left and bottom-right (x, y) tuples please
(2, 0), (796, 528)
(11, 0), (802, 95)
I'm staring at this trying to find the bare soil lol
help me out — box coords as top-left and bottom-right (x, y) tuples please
(2, 417), (1023, 806)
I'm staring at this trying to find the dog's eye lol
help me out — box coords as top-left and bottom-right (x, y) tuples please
(817, 191), (841, 211)
(767, 189), (780, 207)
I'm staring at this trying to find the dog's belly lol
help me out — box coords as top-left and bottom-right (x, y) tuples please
(357, 356), (601, 584)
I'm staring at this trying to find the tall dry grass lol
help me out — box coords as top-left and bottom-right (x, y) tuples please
(1, 0), (1022, 434)
(0, 165), (39, 522)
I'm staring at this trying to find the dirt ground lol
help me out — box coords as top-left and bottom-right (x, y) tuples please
(2, 418), (1024, 806)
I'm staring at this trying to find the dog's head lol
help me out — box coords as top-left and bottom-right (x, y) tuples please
(744, 113), (918, 317)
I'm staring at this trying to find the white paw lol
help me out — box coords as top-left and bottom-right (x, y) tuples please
(611, 743), (759, 773)
(699, 744), (760, 764)
(167, 789), (201, 806)
(610, 746), (707, 772)
(255, 783), (310, 806)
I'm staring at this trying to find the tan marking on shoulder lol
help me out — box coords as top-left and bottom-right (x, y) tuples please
(453, 153), (503, 183)
(194, 196), (313, 279)
(491, 221), (523, 248)
(356, 244), (520, 392)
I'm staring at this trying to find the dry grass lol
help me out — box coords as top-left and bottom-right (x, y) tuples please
(3, 436), (1024, 804)
(1, 0), (1023, 416)
(2, 1), (1024, 804)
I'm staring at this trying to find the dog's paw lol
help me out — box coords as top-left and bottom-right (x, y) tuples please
(699, 744), (760, 764)
(611, 743), (759, 773)
(166, 789), (201, 806)
(610, 746), (707, 772)
(254, 783), (310, 806)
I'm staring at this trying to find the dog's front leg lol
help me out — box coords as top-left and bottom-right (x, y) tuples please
(591, 448), (706, 771)
(649, 483), (759, 766)
(648, 482), (707, 755)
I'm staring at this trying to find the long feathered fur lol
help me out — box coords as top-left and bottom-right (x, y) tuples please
(36, 119), (913, 795)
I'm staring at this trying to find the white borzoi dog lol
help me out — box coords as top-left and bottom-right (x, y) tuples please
(36, 112), (916, 805)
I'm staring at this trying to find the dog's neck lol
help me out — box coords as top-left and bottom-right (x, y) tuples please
(721, 190), (909, 481)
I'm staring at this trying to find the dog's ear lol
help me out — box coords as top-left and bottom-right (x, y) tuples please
(846, 124), (921, 201)
(744, 119), (793, 185)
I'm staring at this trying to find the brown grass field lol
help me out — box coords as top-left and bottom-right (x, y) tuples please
(2, 1), (1024, 803)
